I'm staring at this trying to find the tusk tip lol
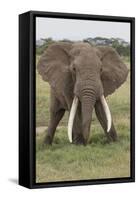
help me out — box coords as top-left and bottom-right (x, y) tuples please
(107, 126), (111, 132)
(69, 138), (73, 143)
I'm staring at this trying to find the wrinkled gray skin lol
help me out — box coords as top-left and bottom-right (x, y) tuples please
(37, 42), (128, 145)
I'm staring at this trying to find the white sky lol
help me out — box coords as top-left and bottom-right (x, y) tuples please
(36, 17), (130, 42)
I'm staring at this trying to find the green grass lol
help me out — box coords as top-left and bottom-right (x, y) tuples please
(36, 56), (130, 183)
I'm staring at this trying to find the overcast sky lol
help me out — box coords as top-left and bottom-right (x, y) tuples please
(36, 17), (130, 42)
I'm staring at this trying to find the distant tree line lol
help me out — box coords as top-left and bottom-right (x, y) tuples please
(36, 38), (54, 55)
(36, 37), (130, 57)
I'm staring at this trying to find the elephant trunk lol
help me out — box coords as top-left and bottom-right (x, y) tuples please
(81, 95), (96, 144)
(81, 94), (112, 144)
(67, 95), (112, 143)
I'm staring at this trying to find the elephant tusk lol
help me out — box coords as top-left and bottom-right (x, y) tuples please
(100, 95), (112, 132)
(68, 96), (79, 143)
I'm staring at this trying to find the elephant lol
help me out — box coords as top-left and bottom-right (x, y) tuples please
(37, 41), (129, 145)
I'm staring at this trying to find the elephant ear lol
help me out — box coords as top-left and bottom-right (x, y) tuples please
(37, 42), (73, 92)
(98, 46), (129, 96)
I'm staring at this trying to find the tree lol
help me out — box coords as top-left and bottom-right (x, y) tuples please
(36, 38), (54, 55)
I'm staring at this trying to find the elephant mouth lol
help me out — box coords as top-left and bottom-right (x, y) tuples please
(67, 95), (112, 143)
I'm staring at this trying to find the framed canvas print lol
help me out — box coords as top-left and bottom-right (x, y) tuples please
(19, 11), (135, 189)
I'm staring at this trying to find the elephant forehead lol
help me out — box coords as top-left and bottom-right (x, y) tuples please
(72, 42), (91, 48)
(70, 43), (90, 54)
(75, 50), (100, 65)
(70, 47), (99, 64)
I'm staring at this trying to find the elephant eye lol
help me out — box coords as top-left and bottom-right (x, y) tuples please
(72, 64), (76, 72)
(71, 62), (77, 73)
(73, 66), (76, 71)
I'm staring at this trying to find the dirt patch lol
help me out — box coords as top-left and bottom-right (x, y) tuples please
(36, 126), (66, 134)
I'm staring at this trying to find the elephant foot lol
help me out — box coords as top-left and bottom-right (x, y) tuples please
(73, 140), (86, 145)
(72, 134), (86, 145)
(107, 130), (118, 142)
(44, 135), (53, 145)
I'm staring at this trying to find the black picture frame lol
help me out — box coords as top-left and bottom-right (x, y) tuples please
(19, 10), (135, 189)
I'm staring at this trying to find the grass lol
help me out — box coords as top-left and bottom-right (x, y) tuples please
(36, 56), (130, 183)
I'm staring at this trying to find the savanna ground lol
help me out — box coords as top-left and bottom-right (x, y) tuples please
(36, 55), (130, 183)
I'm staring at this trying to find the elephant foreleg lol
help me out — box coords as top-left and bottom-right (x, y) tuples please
(95, 100), (118, 142)
(44, 92), (65, 145)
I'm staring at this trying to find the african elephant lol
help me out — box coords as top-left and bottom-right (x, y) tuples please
(37, 42), (128, 145)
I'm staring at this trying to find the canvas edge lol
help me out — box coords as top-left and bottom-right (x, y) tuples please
(19, 10), (135, 189)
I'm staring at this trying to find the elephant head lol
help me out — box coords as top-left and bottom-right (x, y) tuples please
(37, 42), (128, 144)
